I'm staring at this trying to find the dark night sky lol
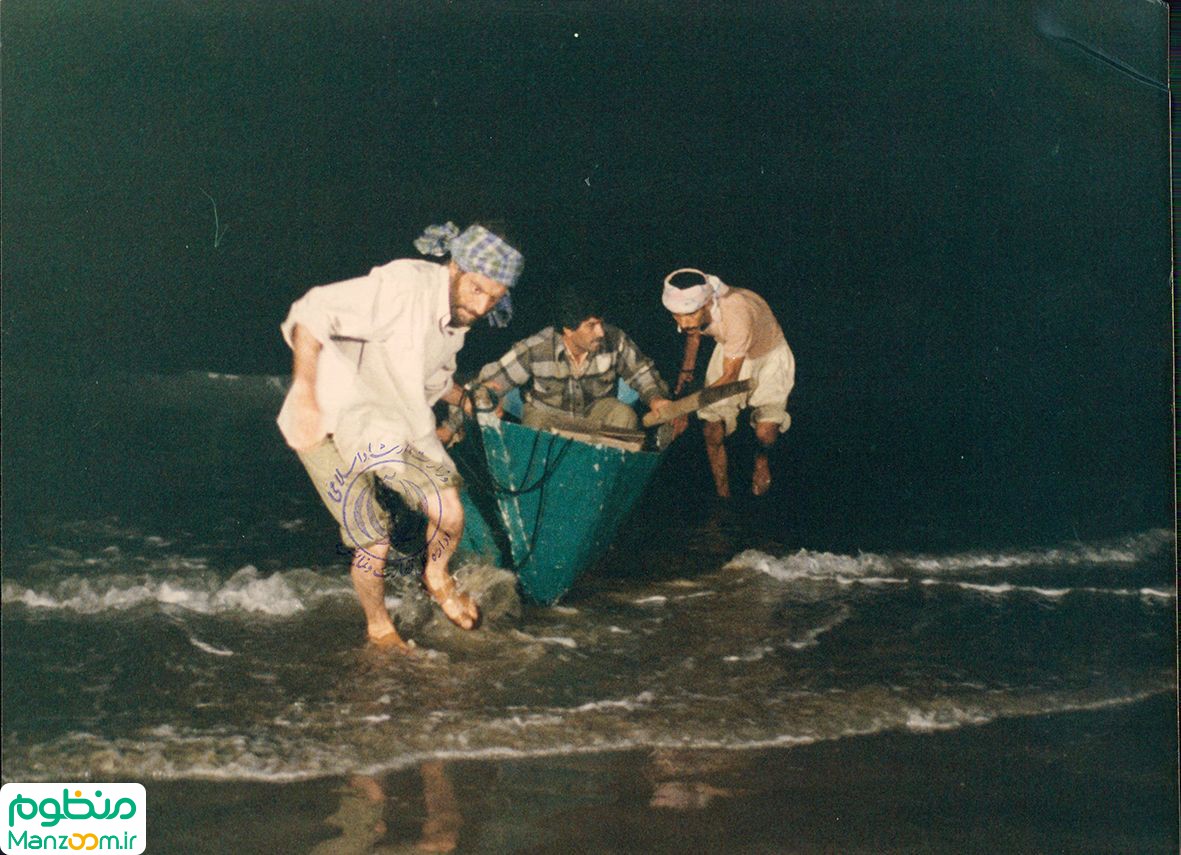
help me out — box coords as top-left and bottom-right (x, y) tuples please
(1, 0), (1173, 538)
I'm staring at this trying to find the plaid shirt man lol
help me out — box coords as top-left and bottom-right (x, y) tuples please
(474, 324), (669, 417)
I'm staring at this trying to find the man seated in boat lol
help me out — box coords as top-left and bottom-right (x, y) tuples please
(470, 288), (673, 432)
(661, 268), (796, 497)
(277, 221), (524, 648)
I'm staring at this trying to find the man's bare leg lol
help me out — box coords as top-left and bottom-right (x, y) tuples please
(349, 540), (410, 649)
(702, 420), (731, 499)
(752, 421), (779, 496)
(421, 487), (479, 630)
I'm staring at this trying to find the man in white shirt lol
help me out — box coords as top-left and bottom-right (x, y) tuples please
(278, 222), (524, 648)
(662, 268), (796, 498)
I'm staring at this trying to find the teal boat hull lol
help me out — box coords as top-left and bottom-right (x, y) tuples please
(456, 414), (663, 604)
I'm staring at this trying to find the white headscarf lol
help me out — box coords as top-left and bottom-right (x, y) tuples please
(661, 268), (730, 314)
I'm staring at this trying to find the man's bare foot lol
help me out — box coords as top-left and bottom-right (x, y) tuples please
(751, 456), (772, 496)
(368, 627), (413, 651)
(423, 572), (480, 630)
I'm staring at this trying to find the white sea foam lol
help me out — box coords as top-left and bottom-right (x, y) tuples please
(727, 529), (1174, 590)
(534, 636), (578, 649)
(1140, 588), (1175, 600)
(488, 714), (566, 730)
(903, 707), (994, 732)
(835, 576), (909, 587)
(787, 605), (851, 649)
(723, 646), (774, 663)
(896, 528), (1174, 572)
(506, 630), (578, 649)
(2, 566), (353, 617)
(569, 691), (656, 713)
(5, 689), (1167, 783)
(918, 579), (1176, 601)
(673, 591), (716, 601)
(188, 637), (235, 657)
(723, 605), (850, 659)
(726, 548), (885, 582)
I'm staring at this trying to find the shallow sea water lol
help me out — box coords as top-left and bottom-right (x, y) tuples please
(2, 374), (1174, 790)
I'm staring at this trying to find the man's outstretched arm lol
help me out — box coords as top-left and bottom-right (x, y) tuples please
(285, 323), (326, 450)
(614, 330), (669, 402)
(436, 339), (537, 440)
(711, 355), (745, 387)
(674, 331), (702, 395)
(473, 335), (538, 397)
(612, 331), (672, 420)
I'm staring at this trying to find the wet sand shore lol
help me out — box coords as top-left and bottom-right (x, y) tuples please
(148, 692), (1177, 854)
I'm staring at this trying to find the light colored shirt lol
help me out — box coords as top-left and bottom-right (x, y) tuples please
(704, 287), (786, 361)
(277, 259), (465, 465)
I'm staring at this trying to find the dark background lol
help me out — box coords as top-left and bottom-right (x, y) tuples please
(2, 0), (1173, 546)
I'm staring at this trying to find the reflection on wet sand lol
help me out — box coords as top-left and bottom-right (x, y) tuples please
(310, 763), (461, 854)
(647, 749), (743, 811)
(417, 762), (462, 853)
(309, 749), (751, 852)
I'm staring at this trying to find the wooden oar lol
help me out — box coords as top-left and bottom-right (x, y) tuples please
(538, 413), (648, 445)
(641, 379), (752, 427)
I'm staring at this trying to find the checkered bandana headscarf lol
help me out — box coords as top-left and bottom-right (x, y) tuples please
(414, 222), (524, 327)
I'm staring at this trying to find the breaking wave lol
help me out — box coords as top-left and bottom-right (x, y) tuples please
(4, 687), (1168, 783)
(2, 566), (354, 618)
(725, 528), (1175, 600)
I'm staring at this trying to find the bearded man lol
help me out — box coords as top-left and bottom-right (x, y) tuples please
(661, 268), (795, 497)
(278, 221), (524, 647)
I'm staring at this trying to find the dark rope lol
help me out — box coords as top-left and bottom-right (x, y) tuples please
(455, 408), (574, 497)
(451, 408), (576, 573)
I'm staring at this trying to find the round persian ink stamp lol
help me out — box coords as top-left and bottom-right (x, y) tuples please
(331, 444), (455, 576)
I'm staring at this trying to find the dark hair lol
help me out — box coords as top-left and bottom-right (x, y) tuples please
(667, 269), (708, 288)
(553, 285), (605, 331)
